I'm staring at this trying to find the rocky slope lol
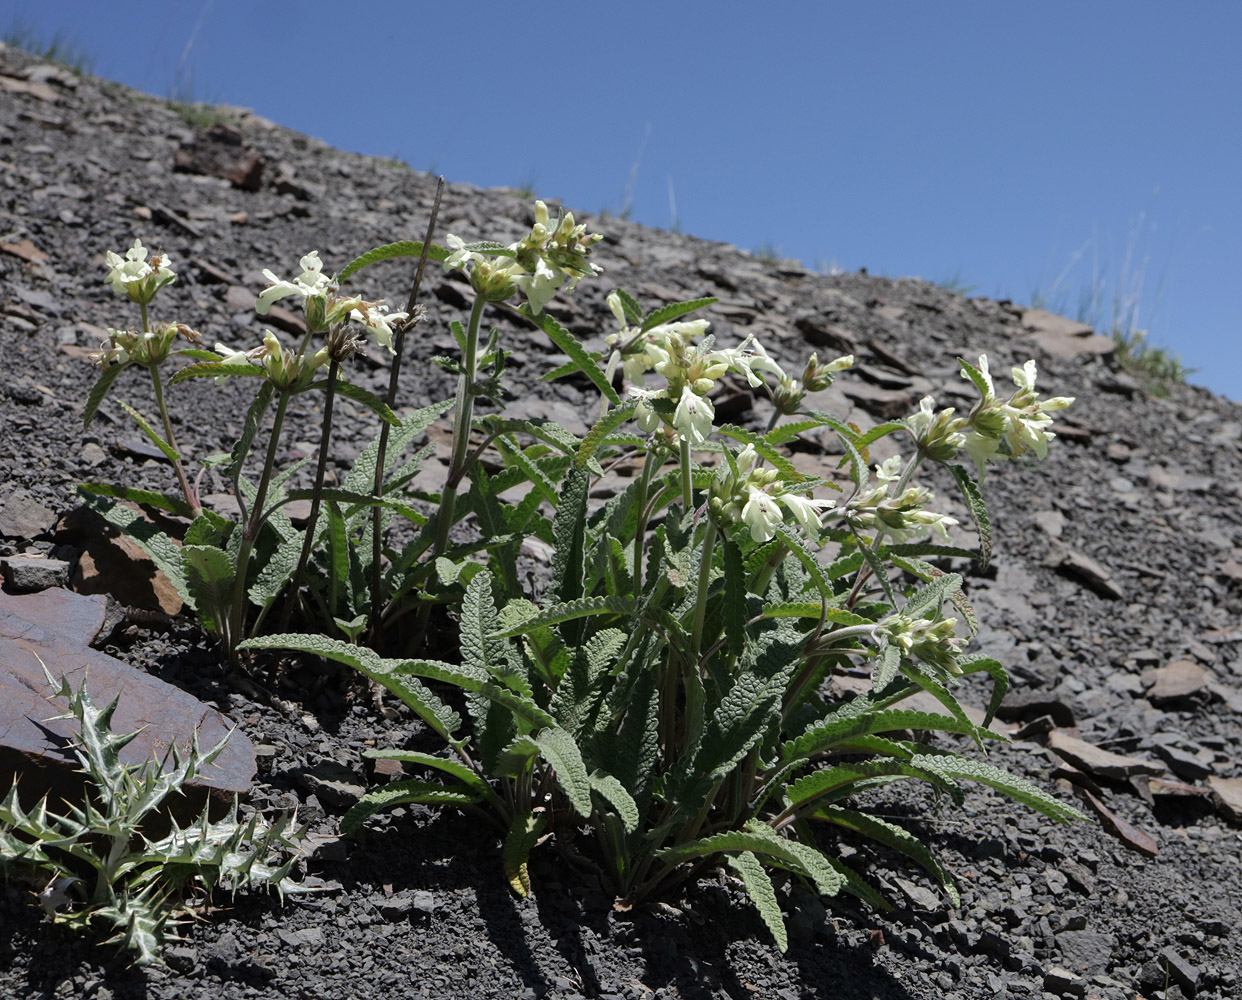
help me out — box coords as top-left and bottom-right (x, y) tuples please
(1, 43), (1240, 1000)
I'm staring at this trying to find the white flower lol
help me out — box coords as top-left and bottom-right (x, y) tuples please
(727, 335), (786, 388)
(741, 487), (783, 542)
(104, 238), (175, 302)
(875, 454), (904, 486)
(257, 251), (331, 314)
(778, 491), (834, 534)
(672, 385), (714, 444)
(513, 256), (563, 315)
(350, 302), (409, 353)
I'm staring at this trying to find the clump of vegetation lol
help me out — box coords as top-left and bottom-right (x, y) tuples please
(1110, 327), (1193, 397)
(46, 190), (1085, 955)
(0, 669), (305, 965)
(166, 101), (237, 129)
(2, 17), (93, 74)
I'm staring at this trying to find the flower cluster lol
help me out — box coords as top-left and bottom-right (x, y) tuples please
(771, 352), (855, 415)
(90, 322), (199, 369)
(846, 454), (958, 544)
(877, 610), (966, 673)
(443, 200), (603, 314)
(906, 355), (1074, 478)
(622, 322), (786, 445)
(104, 238), (176, 305)
(709, 444), (835, 542)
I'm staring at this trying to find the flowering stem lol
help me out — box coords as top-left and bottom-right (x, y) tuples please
(369, 179), (442, 632)
(631, 446), (660, 597)
(227, 389), (291, 659)
(281, 358), (340, 630)
(147, 364), (199, 516)
(844, 452), (925, 608)
(432, 292), (487, 560)
(679, 437), (693, 511)
(688, 520), (717, 667)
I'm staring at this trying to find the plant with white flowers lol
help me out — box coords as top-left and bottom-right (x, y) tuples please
(67, 196), (1084, 953)
(232, 201), (1085, 951)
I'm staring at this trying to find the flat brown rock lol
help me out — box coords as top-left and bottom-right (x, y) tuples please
(1142, 659), (1210, 706)
(0, 589), (254, 820)
(1207, 775), (1242, 824)
(1047, 730), (1165, 779)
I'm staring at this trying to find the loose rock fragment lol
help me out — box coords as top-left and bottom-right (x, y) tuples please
(1048, 730), (1165, 779)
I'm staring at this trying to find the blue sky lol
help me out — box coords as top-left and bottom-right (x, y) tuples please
(7, 1), (1240, 400)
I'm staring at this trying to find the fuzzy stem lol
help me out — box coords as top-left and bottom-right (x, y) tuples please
(431, 292), (488, 559)
(369, 179), (443, 632)
(280, 357), (340, 630)
(227, 389), (291, 658)
(631, 445), (660, 597)
(679, 436), (693, 510)
(148, 364), (199, 516)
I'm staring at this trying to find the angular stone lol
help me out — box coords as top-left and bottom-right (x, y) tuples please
(1048, 730), (1165, 779)
(1158, 946), (1201, 996)
(174, 125), (264, 190)
(0, 589), (254, 821)
(1077, 790), (1158, 857)
(840, 380), (915, 420)
(0, 555), (70, 591)
(1207, 775), (1242, 824)
(55, 505), (184, 615)
(1150, 744), (1213, 782)
(1021, 309), (1116, 360)
(0, 238), (49, 264)
(1044, 542), (1125, 600)
(1143, 660), (1210, 706)
(0, 490), (56, 538)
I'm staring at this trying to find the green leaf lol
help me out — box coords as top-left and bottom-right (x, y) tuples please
(531, 727), (593, 818)
(340, 780), (481, 836)
(342, 398), (453, 494)
(786, 759), (962, 812)
(82, 363), (126, 428)
(722, 537), (747, 658)
(577, 398), (639, 469)
(957, 356), (993, 400)
(228, 380), (274, 483)
(338, 240), (449, 283)
(814, 805), (959, 907)
(517, 305), (620, 406)
(77, 491), (191, 608)
(306, 378), (400, 426)
(850, 420), (907, 454)
(949, 463), (991, 571)
(761, 601), (869, 627)
(726, 852), (787, 952)
(587, 772), (639, 835)
(656, 822), (843, 900)
(169, 362), (266, 384)
(281, 488), (425, 525)
(957, 655), (1008, 728)
(503, 811), (546, 897)
(118, 401), (180, 463)
(910, 753), (1087, 823)
(181, 545), (234, 635)
(782, 708), (1002, 762)
(457, 240), (517, 256)
(904, 572), (961, 620)
(640, 296), (717, 332)
(361, 750), (490, 795)
(239, 634), (462, 743)
(716, 425), (803, 482)
(77, 483), (192, 518)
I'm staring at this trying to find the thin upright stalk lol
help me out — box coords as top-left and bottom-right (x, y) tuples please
(631, 446), (660, 597)
(227, 390), (291, 657)
(148, 365), (199, 516)
(679, 437), (693, 511)
(369, 179), (443, 631)
(431, 292), (488, 559)
(280, 357), (340, 630)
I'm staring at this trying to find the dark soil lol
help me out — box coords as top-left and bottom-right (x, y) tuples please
(1, 43), (1240, 1000)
